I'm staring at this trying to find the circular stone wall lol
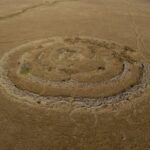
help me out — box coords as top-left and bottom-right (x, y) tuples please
(0, 37), (150, 107)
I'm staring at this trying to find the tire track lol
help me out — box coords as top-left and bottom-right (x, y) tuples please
(124, 0), (148, 57)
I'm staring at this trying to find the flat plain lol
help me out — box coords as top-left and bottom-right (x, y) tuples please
(0, 0), (150, 150)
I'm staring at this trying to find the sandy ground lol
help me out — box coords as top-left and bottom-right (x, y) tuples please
(0, 0), (150, 150)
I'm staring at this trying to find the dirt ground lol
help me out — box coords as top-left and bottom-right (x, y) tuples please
(0, 0), (150, 150)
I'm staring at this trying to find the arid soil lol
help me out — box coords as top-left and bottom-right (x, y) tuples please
(0, 0), (150, 150)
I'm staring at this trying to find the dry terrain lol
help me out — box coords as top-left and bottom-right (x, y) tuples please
(0, 0), (150, 150)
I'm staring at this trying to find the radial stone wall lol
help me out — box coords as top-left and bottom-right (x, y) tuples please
(0, 37), (150, 107)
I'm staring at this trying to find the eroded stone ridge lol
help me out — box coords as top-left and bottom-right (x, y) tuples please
(0, 37), (149, 107)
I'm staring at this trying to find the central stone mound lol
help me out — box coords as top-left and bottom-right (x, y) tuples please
(0, 37), (148, 106)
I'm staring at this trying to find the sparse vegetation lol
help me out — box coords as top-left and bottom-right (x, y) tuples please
(20, 63), (31, 75)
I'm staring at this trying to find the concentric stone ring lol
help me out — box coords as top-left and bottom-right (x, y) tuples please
(0, 37), (149, 107)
